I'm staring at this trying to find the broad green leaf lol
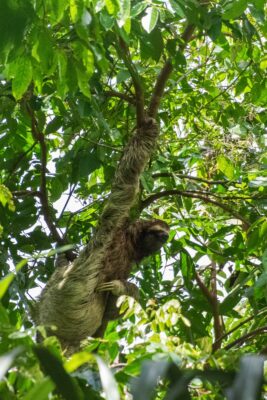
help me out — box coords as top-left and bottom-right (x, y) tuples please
(118, 0), (131, 28)
(222, 0), (248, 20)
(0, 273), (14, 299)
(32, 31), (55, 73)
(57, 51), (68, 97)
(22, 378), (55, 400)
(96, 356), (120, 400)
(34, 346), (83, 400)
(100, 10), (115, 29)
(69, 0), (83, 23)
(141, 7), (159, 33)
(75, 65), (91, 98)
(47, 0), (67, 24)
(11, 57), (32, 100)
(0, 259), (27, 299)
(0, 348), (23, 380)
(131, 361), (170, 400)
(217, 155), (235, 179)
(65, 352), (95, 373)
(262, 249), (267, 271)
(105, 0), (119, 15)
(169, 0), (185, 18)
(131, 2), (147, 17)
(226, 355), (264, 400)
(0, 184), (15, 211)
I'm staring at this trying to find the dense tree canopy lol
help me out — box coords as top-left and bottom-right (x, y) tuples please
(0, 0), (266, 399)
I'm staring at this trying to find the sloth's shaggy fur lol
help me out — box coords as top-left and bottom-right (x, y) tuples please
(37, 118), (168, 354)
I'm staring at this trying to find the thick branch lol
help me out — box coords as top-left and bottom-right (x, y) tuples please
(148, 24), (196, 118)
(148, 60), (173, 118)
(141, 189), (250, 229)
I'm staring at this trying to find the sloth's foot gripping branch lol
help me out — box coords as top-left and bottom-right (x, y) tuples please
(97, 280), (139, 300)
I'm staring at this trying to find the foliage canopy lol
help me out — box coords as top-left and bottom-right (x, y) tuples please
(0, 0), (266, 399)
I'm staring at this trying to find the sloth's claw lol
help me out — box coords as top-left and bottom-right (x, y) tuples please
(97, 280), (125, 296)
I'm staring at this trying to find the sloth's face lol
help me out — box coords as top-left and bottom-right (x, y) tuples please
(138, 224), (169, 257)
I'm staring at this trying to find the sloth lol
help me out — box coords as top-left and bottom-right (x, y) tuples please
(37, 118), (165, 354)
(37, 219), (169, 352)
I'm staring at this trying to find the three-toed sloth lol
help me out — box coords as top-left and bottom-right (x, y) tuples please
(37, 218), (169, 353)
(37, 118), (168, 354)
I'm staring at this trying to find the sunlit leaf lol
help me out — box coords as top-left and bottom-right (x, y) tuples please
(96, 356), (120, 400)
(222, 0), (248, 20)
(217, 155), (235, 179)
(11, 57), (32, 100)
(22, 377), (55, 400)
(34, 346), (83, 400)
(141, 7), (159, 33)
(0, 348), (23, 380)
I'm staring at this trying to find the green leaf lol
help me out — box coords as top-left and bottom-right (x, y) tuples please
(22, 377), (55, 400)
(222, 0), (248, 20)
(57, 51), (68, 97)
(0, 259), (28, 299)
(131, 361), (170, 400)
(118, 0), (131, 28)
(47, 0), (67, 24)
(34, 346), (83, 400)
(0, 348), (23, 380)
(96, 356), (120, 400)
(11, 57), (32, 100)
(75, 65), (91, 98)
(141, 7), (159, 33)
(217, 155), (235, 179)
(262, 249), (267, 271)
(69, 0), (84, 23)
(131, 2), (147, 17)
(105, 0), (119, 15)
(32, 31), (55, 73)
(169, 0), (185, 18)
(226, 355), (264, 400)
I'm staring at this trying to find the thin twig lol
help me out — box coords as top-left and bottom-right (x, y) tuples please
(152, 172), (229, 186)
(141, 189), (250, 229)
(213, 307), (267, 349)
(200, 60), (252, 111)
(104, 90), (135, 105)
(117, 36), (145, 125)
(224, 326), (267, 350)
(26, 103), (76, 261)
(12, 190), (42, 198)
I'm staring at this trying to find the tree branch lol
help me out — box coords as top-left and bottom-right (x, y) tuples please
(210, 262), (224, 351)
(213, 307), (267, 349)
(148, 24), (196, 118)
(12, 190), (42, 198)
(223, 326), (267, 350)
(117, 36), (145, 126)
(141, 189), (250, 229)
(148, 60), (173, 119)
(195, 269), (224, 351)
(104, 90), (136, 105)
(26, 104), (76, 261)
(152, 172), (229, 186)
